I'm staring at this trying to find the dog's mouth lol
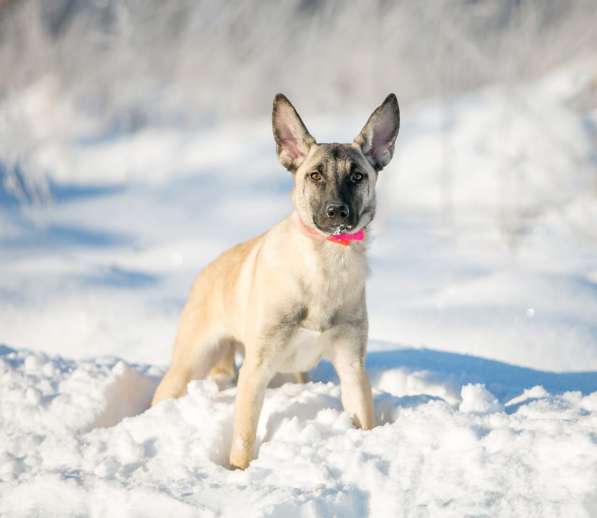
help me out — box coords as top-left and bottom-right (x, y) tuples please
(312, 219), (360, 236)
(311, 207), (375, 237)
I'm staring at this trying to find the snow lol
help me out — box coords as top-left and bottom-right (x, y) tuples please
(1, 61), (597, 516)
(1, 345), (596, 517)
(459, 383), (502, 413)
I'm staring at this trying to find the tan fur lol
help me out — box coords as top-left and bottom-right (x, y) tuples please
(152, 93), (399, 469)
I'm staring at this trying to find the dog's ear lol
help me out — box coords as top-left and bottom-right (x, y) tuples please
(354, 94), (400, 171)
(272, 94), (316, 171)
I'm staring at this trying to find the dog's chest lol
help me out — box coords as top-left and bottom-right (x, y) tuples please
(304, 245), (367, 324)
(279, 326), (324, 373)
(278, 246), (367, 373)
(277, 286), (338, 374)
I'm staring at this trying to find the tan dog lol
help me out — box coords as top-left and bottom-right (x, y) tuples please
(152, 93), (400, 469)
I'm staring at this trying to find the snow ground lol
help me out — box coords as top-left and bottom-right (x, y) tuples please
(1, 345), (597, 517)
(1, 62), (597, 516)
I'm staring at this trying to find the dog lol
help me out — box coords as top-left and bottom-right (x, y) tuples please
(152, 93), (400, 469)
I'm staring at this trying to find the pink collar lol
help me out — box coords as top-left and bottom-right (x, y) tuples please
(293, 213), (366, 247)
(327, 228), (365, 246)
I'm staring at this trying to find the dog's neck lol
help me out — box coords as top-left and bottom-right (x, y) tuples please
(291, 212), (366, 248)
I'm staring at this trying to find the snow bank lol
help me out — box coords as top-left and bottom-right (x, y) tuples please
(1, 346), (596, 517)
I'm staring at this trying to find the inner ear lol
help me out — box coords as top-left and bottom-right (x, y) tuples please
(354, 94), (400, 171)
(272, 94), (316, 171)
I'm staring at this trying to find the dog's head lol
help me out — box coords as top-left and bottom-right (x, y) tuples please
(272, 93), (400, 235)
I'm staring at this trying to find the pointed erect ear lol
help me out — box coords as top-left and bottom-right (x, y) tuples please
(354, 94), (400, 171)
(272, 94), (316, 171)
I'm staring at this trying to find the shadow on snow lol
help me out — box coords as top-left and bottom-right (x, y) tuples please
(312, 346), (597, 403)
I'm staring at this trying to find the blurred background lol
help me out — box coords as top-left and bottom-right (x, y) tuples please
(1, 0), (596, 371)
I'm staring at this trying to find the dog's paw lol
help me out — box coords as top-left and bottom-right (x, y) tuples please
(229, 439), (253, 470)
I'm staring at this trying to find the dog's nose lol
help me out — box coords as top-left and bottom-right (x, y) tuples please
(326, 203), (349, 220)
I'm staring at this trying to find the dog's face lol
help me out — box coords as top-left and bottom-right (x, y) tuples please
(272, 94), (400, 235)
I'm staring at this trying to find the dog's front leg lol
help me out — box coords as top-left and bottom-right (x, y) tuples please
(329, 326), (375, 430)
(229, 356), (273, 469)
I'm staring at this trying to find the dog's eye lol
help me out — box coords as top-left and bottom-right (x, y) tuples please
(310, 171), (322, 182)
(351, 172), (365, 183)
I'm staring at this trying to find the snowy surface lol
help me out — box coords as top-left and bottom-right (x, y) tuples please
(2, 345), (597, 517)
(1, 62), (597, 516)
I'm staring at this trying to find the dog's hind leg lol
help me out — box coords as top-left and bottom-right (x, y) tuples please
(151, 364), (192, 405)
(152, 334), (228, 406)
(207, 338), (238, 387)
(152, 297), (228, 406)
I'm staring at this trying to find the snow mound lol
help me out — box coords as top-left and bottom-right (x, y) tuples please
(459, 383), (502, 413)
(1, 346), (596, 517)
